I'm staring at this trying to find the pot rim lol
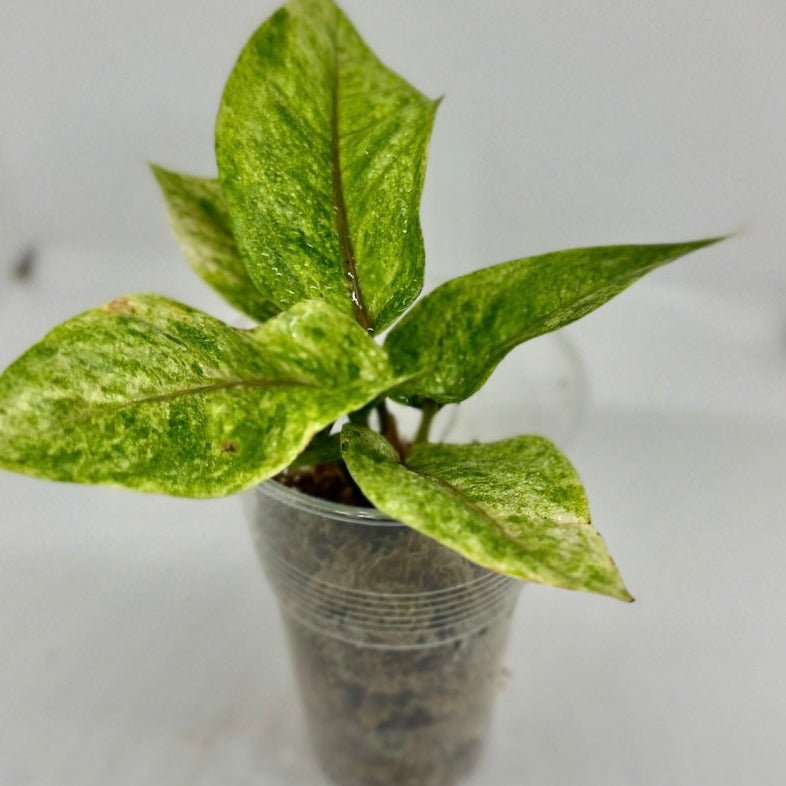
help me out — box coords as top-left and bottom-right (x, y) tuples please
(255, 478), (403, 528)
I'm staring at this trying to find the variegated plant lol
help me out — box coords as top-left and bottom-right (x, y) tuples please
(0, 0), (721, 601)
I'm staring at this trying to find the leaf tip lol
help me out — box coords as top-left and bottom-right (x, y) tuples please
(148, 161), (167, 180)
(682, 234), (730, 255)
(606, 567), (635, 603)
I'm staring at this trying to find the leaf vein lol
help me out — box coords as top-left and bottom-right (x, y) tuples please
(50, 377), (316, 429)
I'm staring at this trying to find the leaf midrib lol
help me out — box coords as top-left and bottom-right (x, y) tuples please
(39, 376), (316, 430)
(330, 36), (372, 332)
(409, 465), (524, 548)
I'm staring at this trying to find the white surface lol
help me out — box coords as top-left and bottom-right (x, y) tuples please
(2, 1), (784, 295)
(1, 248), (784, 785)
(1, 0), (786, 784)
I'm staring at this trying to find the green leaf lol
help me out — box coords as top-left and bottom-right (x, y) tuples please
(215, 0), (438, 332)
(386, 239), (722, 404)
(341, 424), (633, 601)
(289, 431), (341, 468)
(0, 297), (393, 497)
(151, 165), (279, 322)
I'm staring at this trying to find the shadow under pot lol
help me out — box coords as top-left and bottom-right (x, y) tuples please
(248, 480), (522, 786)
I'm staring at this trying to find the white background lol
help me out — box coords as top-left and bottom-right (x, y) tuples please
(1, 2), (784, 784)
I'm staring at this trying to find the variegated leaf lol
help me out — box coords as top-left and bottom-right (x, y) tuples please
(0, 297), (393, 497)
(151, 165), (279, 322)
(216, 0), (438, 331)
(386, 240), (722, 404)
(341, 424), (633, 601)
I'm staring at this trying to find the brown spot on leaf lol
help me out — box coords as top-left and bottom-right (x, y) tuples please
(221, 441), (238, 454)
(105, 297), (136, 315)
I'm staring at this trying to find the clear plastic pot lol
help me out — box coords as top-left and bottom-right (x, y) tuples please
(248, 480), (522, 786)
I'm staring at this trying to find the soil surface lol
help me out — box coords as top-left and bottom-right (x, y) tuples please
(277, 461), (372, 507)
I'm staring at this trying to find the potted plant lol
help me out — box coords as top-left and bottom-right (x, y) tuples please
(0, 1), (722, 784)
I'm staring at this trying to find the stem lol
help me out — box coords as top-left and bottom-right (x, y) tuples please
(377, 401), (406, 460)
(413, 399), (440, 445)
(348, 405), (371, 428)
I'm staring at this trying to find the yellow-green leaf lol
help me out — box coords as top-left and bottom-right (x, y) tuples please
(215, 0), (438, 331)
(341, 424), (633, 601)
(151, 165), (279, 322)
(386, 239), (722, 404)
(0, 297), (393, 497)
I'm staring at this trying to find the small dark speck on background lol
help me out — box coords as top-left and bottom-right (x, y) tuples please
(11, 247), (37, 282)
